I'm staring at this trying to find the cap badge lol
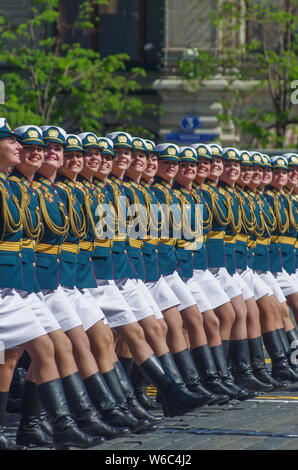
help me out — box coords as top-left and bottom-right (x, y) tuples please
(28, 130), (38, 138)
(134, 140), (142, 148)
(167, 146), (176, 155)
(48, 129), (59, 138)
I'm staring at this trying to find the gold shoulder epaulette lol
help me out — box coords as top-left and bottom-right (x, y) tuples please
(153, 183), (167, 193)
(9, 176), (21, 184)
(218, 187), (227, 196)
(55, 181), (67, 190)
(75, 181), (85, 191)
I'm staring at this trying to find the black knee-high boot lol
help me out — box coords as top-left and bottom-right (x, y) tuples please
(0, 391), (20, 450)
(278, 328), (298, 377)
(263, 329), (298, 383)
(139, 354), (211, 417)
(248, 337), (288, 389)
(37, 379), (104, 449)
(118, 357), (134, 377)
(62, 372), (130, 439)
(192, 344), (245, 397)
(84, 372), (141, 430)
(172, 349), (227, 405)
(130, 362), (161, 410)
(229, 339), (274, 391)
(211, 344), (255, 400)
(102, 369), (155, 433)
(113, 361), (161, 423)
(16, 381), (53, 447)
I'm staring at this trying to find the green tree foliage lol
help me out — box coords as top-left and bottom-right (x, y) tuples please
(0, 0), (155, 135)
(179, 0), (298, 148)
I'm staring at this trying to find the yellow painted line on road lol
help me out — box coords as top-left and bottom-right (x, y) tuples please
(255, 395), (298, 400)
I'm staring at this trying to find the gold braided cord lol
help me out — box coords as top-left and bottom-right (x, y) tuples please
(80, 185), (96, 233)
(56, 182), (87, 239)
(258, 194), (277, 233)
(153, 183), (182, 233)
(34, 186), (69, 237)
(204, 185), (230, 226)
(268, 191), (290, 234)
(107, 181), (127, 237)
(123, 182), (149, 233)
(92, 182), (116, 236)
(192, 186), (212, 230)
(192, 189), (212, 231)
(0, 180), (22, 238)
(220, 187), (242, 233)
(236, 190), (257, 233)
(138, 185), (163, 233)
(173, 189), (202, 240)
(21, 190), (43, 241)
(283, 191), (298, 231)
(9, 177), (42, 240)
(249, 194), (265, 237)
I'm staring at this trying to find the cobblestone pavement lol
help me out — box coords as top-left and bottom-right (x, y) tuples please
(5, 390), (298, 452)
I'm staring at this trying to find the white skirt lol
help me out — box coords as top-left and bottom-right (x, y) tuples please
(17, 290), (61, 334)
(192, 269), (230, 309)
(208, 267), (242, 300)
(0, 288), (46, 350)
(237, 268), (272, 301)
(62, 286), (106, 330)
(114, 278), (159, 322)
(182, 276), (212, 313)
(232, 272), (254, 301)
(145, 276), (180, 312)
(87, 279), (139, 328)
(273, 268), (298, 297)
(41, 285), (83, 332)
(136, 279), (164, 320)
(163, 271), (197, 311)
(255, 271), (286, 303)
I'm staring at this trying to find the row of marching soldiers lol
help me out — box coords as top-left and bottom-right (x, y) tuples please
(1, 118), (298, 449)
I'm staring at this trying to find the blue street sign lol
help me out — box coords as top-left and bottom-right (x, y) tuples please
(180, 114), (201, 131)
(165, 133), (218, 144)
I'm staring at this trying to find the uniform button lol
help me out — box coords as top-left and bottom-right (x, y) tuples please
(192, 253), (194, 257)
(155, 249), (158, 253)
(32, 262), (36, 267)
(89, 257), (92, 261)
(57, 258), (60, 263)
(124, 250), (127, 254)
(18, 253), (22, 257)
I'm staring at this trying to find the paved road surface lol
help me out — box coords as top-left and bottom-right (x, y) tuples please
(5, 390), (298, 453)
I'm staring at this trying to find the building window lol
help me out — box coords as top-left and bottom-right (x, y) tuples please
(97, 0), (164, 69)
